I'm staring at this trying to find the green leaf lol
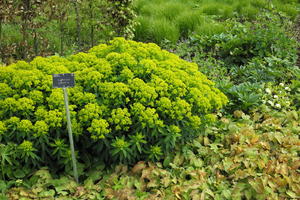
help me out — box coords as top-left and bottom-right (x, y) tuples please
(0, 194), (8, 200)
(38, 189), (56, 197)
(205, 188), (215, 197)
(286, 190), (297, 198)
(14, 169), (26, 179)
(0, 180), (7, 192)
(222, 189), (231, 199)
(163, 155), (173, 167)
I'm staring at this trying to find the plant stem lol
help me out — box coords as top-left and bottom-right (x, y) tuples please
(0, 19), (2, 42)
(88, 0), (94, 47)
(33, 30), (38, 56)
(59, 18), (64, 56)
(21, 0), (31, 59)
(72, 0), (81, 51)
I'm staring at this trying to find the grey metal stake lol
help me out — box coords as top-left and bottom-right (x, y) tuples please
(63, 87), (79, 183)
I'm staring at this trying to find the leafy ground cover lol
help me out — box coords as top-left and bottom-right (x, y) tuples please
(2, 99), (300, 199)
(1, 0), (300, 199)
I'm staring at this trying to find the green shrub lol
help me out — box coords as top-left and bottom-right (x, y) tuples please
(0, 38), (227, 179)
(172, 13), (298, 84)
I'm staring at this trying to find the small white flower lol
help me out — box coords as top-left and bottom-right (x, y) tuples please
(265, 88), (271, 94)
(273, 95), (278, 99)
(284, 87), (290, 91)
(267, 100), (274, 106)
(275, 104), (281, 108)
(279, 83), (284, 87)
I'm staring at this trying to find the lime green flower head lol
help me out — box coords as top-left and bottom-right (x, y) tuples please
(169, 125), (181, 134)
(98, 82), (130, 105)
(88, 119), (110, 140)
(45, 110), (63, 128)
(109, 108), (132, 131)
(19, 140), (35, 152)
(29, 90), (44, 105)
(188, 115), (202, 129)
(34, 106), (48, 121)
(148, 145), (163, 160)
(78, 103), (103, 124)
(156, 97), (172, 115)
(149, 75), (169, 97)
(0, 121), (7, 135)
(18, 120), (33, 135)
(33, 120), (49, 137)
(187, 88), (211, 113)
(141, 108), (163, 128)
(204, 114), (217, 124)
(106, 52), (137, 69)
(0, 98), (19, 113)
(129, 78), (157, 105)
(112, 137), (130, 149)
(171, 99), (192, 120)
(17, 97), (35, 115)
(47, 89), (64, 109)
(5, 116), (20, 130)
(0, 83), (14, 98)
(119, 67), (134, 81)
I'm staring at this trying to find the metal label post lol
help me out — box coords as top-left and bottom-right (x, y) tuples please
(63, 87), (79, 183)
(52, 73), (78, 183)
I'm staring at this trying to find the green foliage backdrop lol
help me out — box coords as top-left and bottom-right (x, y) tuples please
(0, 0), (136, 64)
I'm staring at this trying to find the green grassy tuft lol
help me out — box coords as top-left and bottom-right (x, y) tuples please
(149, 18), (180, 43)
(133, 0), (300, 44)
(175, 11), (205, 38)
(195, 21), (226, 36)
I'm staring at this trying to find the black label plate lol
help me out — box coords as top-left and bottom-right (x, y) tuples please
(52, 73), (75, 88)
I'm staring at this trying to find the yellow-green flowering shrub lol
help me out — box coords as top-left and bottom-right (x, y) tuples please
(0, 38), (227, 174)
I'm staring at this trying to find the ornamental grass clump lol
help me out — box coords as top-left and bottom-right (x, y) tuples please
(0, 38), (227, 176)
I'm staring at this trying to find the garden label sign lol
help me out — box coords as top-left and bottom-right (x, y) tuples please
(52, 73), (75, 88)
(52, 73), (79, 183)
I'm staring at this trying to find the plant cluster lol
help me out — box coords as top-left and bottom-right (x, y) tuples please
(0, 37), (227, 180)
(262, 83), (294, 110)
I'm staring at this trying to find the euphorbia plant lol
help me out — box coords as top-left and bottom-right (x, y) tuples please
(0, 38), (227, 177)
